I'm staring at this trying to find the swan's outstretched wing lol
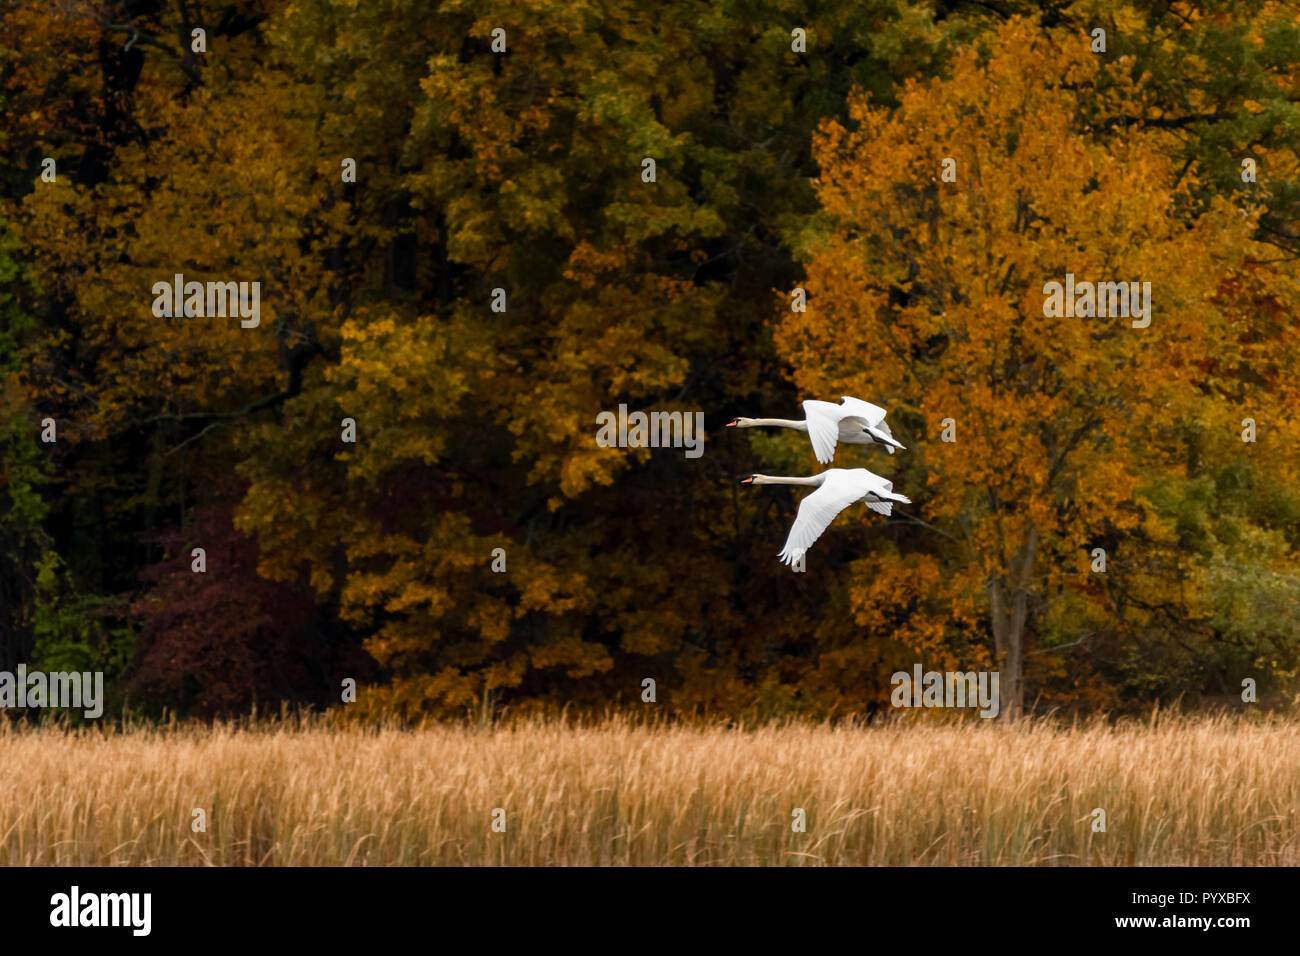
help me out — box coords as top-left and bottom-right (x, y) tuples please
(777, 470), (866, 566)
(801, 400), (843, 464)
(839, 396), (888, 427)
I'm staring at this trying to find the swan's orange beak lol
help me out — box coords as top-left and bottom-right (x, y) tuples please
(726, 418), (738, 427)
(740, 476), (754, 484)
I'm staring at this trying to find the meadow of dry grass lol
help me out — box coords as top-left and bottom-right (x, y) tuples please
(0, 712), (1295, 865)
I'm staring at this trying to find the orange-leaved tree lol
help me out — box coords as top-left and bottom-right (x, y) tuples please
(781, 19), (1300, 716)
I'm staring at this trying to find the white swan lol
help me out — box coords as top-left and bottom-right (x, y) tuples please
(741, 468), (911, 566)
(726, 396), (904, 462)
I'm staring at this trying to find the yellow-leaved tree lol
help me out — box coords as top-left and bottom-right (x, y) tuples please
(782, 19), (1300, 716)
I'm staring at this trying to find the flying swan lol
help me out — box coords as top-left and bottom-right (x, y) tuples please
(726, 396), (904, 463)
(741, 468), (911, 566)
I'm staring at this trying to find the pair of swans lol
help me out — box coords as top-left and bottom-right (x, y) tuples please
(728, 397), (910, 567)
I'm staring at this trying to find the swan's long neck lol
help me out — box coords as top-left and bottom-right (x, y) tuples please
(747, 418), (808, 431)
(751, 474), (824, 487)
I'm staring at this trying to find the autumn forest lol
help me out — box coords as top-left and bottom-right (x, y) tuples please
(3, 0), (1299, 725)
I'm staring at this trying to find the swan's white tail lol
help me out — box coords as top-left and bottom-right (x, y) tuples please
(868, 489), (910, 514)
(866, 423), (906, 452)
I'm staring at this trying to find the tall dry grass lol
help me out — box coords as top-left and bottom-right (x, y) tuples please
(0, 712), (1295, 865)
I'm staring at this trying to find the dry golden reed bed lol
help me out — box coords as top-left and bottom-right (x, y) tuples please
(1, 713), (1295, 865)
